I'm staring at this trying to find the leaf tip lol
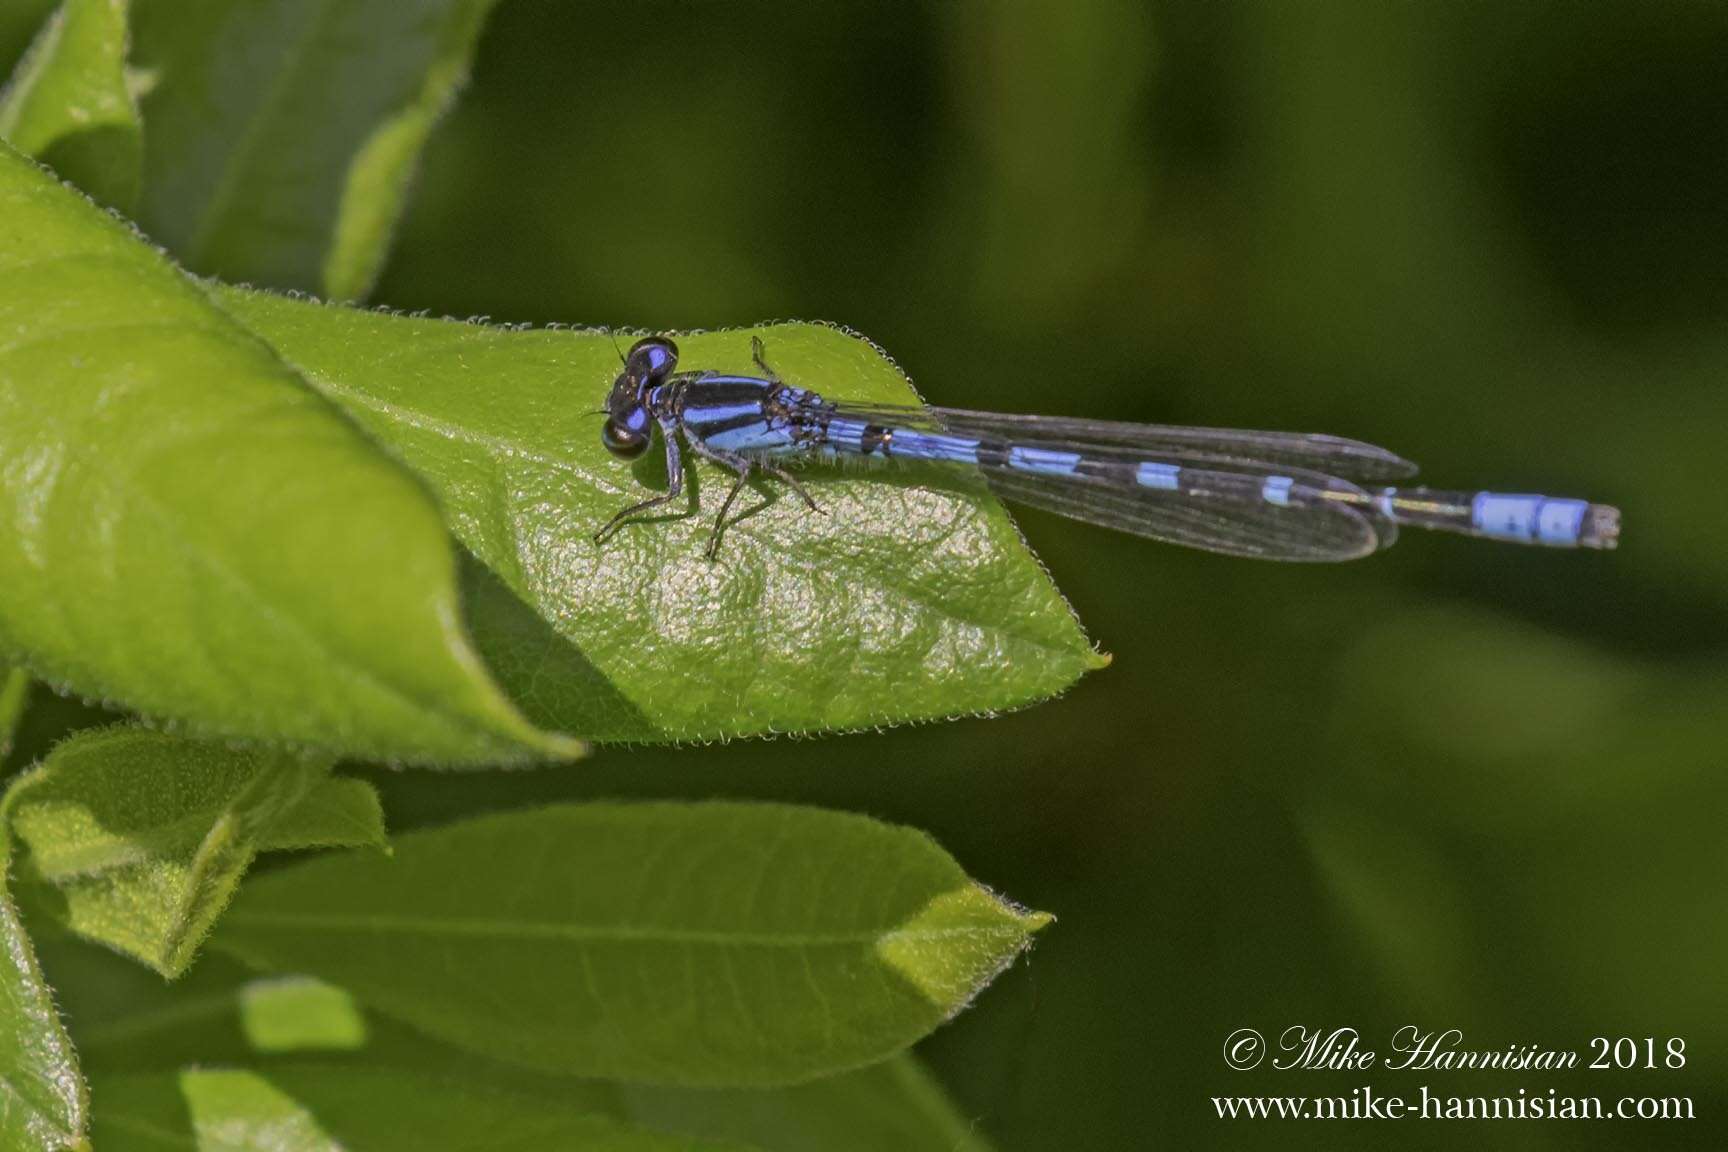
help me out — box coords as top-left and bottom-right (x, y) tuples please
(875, 883), (1052, 1013)
(531, 729), (588, 762)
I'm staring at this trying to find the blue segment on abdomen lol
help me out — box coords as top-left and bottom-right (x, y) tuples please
(1136, 462), (1180, 490)
(886, 430), (981, 464)
(1472, 493), (1541, 539)
(1536, 498), (1588, 544)
(1007, 445), (1081, 476)
(825, 417), (867, 452)
(1471, 492), (1586, 545)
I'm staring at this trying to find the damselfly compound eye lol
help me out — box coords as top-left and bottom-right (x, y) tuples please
(625, 337), (678, 383)
(602, 418), (650, 459)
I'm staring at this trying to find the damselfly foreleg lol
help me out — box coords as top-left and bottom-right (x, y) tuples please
(594, 420), (686, 543)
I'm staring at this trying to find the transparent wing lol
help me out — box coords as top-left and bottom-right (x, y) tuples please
(814, 400), (1418, 482)
(814, 401), (1399, 561)
(982, 453), (1391, 562)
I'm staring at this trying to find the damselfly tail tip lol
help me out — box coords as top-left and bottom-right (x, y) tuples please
(1580, 503), (1621, 550)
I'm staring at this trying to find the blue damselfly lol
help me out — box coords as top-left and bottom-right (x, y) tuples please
(595, 336), (1620, 561)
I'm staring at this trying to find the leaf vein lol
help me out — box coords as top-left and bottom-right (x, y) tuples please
(223, 909), (1004, 948)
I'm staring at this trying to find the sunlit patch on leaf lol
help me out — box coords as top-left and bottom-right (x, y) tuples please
(238, 976), (368, 1054)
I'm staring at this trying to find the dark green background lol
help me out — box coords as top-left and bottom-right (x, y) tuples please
(8, 1), (1722, 1147)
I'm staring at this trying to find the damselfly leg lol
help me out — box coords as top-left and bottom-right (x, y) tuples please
(687, 436), (822, 560)
(750, 335), (779, 382)
(593, 419), (686, 544)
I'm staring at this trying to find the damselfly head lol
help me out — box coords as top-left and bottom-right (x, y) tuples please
(605, 336), (677, 409)
(602, 336), (678, 459)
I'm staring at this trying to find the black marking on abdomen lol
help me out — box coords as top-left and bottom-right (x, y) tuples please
(686, 410), (774, 437)
(861, 425), (891, 455)
(1076, 456), (1135, 484)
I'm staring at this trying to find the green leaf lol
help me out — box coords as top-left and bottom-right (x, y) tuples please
(617, 1054), (997, 1152)
(57, 936), (988, 1148)
(61, 943), (993, 1151)
(258, 776), (386, 854)
(0, 0), (141, 211)
(1, 666), (28, 760)
(90, 1065), (748, 1152)
(10, 727), (337, 976)
(0, 773), (87, 1152)
(219, 289), (1105, 741)
(213, 802), (1051, 1086)
(131, 0), (502, 299)
(0, 142), (575, 765)
(318, 1), (500, 303)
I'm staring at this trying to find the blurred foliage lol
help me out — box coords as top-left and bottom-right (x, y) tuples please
(0, 0), (139, 211)
(4, 0), (1724, 1147)
(127, 0), (502, 299)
